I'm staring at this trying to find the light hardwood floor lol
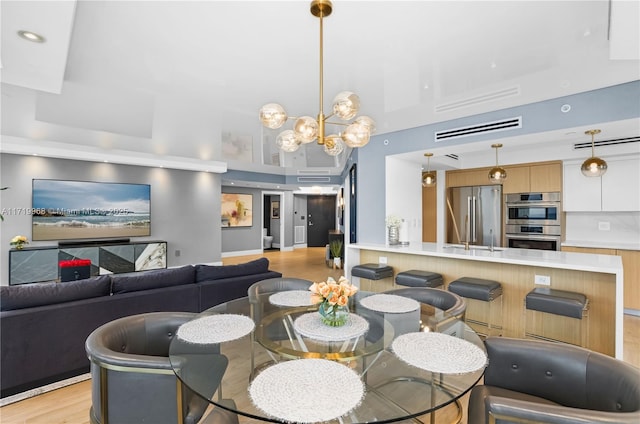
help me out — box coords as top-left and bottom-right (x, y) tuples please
(1, 247), (639, 424)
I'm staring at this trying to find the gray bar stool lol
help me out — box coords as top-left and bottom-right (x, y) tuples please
(525, 287), (589, 347)
(395, 270), (443, 288)
(351, 263), (394, 292)
(448, 277), (503, 337)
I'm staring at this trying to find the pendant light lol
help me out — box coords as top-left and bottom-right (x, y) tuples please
(422, 153), (436, 187)
(581, 129), (607, 177)
(488, 143), (507, 183)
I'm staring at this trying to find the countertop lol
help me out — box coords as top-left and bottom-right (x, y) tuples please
(348, 242), (623, 275)
(562, 240), (640, 251)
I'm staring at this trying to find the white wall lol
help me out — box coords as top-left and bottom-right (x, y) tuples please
(385, 156), (423, 244)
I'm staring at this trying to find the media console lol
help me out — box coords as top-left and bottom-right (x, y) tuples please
(9, 240), (167, 285)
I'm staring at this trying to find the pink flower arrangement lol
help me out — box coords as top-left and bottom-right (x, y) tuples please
(309, 276), (358, 307)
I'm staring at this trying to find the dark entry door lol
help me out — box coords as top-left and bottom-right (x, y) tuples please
(307, 196), (336, 247)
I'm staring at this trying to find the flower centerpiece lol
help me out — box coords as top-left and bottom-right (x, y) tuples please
(385, 215), (402, 245)
(309, 276), (358, 327)
(10, 235), (29, 250)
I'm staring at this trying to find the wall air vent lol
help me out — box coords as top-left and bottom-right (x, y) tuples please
(435, 117), (522, 142)
(435, 86), (520, 113)
(297, 176), (331, 183)
(573, 135), (640, 149)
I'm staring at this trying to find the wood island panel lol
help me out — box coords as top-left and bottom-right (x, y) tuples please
(358, 249), (616, 357)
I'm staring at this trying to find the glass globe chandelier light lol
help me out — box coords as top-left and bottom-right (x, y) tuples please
(422, 153), (436, 187)
(259, 0), (375, 157)
(581, 129), (607, 177)
(488, 143), (507, 183)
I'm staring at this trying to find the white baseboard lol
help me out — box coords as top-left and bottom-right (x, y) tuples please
(0, 373), (91, 406)
(294, 244), (308, 249)
(221, 249), (263, 258)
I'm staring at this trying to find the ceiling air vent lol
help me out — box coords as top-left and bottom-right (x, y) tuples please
(435, 117), (522, 142)
(445, 154), (459, 161)
(573, 135), (640, 149)
(297, 176), (331, 183)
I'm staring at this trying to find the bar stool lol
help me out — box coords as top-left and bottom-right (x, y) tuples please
(525, 287), (589, 347)
(351, 263), (394, 293)
(448, 277), (503, 337)
(395, 270), (443, 288)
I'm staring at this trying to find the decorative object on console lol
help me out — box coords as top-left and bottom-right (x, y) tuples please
(422, 153), (436, 187)
(9, 235), (28, 250)
(309, 276), (358, 327)
(386, 214), (402, 245)
(59, 259), (91, 282)
(488, 143), (507, 183)
(258, 0), (375, 157)
(581, 129), (607, 177)
(31, 179), (151, 241)
(221, 193), (252, 227)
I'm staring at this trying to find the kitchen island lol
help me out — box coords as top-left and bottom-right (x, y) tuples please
(345, 242), (623, 359)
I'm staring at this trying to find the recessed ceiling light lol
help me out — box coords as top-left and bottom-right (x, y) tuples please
(17, 30), (46, 43)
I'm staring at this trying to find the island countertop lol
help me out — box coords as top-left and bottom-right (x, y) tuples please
(347, 242), (623, 274)
(345, 242), (623, 359)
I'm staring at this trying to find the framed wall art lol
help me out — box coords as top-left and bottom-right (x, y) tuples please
(221, 193), (252, 227)
(271, 201), (280, 219)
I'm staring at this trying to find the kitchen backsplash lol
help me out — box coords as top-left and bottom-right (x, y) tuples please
(565, 212), (640, 247)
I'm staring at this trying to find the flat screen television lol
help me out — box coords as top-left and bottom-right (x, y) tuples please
(32, 179), (151, 241)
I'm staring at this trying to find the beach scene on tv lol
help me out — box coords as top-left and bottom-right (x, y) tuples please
(32, 179), (151, 241)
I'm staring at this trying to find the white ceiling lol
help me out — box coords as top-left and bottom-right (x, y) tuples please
(1, 0), (639, 184)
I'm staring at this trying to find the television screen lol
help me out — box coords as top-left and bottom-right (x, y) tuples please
(32, 179), (151, 241)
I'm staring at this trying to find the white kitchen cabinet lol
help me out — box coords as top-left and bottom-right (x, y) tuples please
(563, 161), (602, 211)
(563, 155), (640, 212)
(601, 157), (640, 211)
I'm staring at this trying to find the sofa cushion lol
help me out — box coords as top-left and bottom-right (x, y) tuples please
(0, 276), (111, 311)
(195, 258), (270, 282)
(111, 265), (195, 294)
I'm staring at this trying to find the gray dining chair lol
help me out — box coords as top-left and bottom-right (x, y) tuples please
(247, 277), (314, 378)
(85, 312), (237, 424)
(468, 337), (640, 423)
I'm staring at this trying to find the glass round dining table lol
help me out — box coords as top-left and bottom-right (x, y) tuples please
(169, 290), (487, 424)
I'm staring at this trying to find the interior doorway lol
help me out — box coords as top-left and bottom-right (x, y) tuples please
(262, 191), (284, 251)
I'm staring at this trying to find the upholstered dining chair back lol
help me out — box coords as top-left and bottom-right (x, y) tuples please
(85, 312), (232, 424)
(248, 277), (313, 300)
(247, 278), (313, 378)
(468, 337), (640, 423)
(385, 287), (467, 318)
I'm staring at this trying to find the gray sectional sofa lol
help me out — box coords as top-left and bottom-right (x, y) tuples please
(0, 257), (281, 398)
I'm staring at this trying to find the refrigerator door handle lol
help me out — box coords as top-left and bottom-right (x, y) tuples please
(471, 196), (477, 243)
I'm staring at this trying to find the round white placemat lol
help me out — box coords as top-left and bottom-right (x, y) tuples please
(293, 312), (369, 341)
(176, 314), (255, 344)
(269, 290), (313, 307)
(359, 293), (420, 313)
(392, 332), (487, 374)
(249, 359), (364, 423)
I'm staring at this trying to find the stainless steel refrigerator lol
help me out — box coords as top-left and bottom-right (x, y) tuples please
(447, 185), (502, 247)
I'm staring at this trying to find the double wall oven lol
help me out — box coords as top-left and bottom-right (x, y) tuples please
(505, 192), (561, 251)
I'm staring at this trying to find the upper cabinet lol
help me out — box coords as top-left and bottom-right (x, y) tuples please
(446, 161), (562, 193)
(446, 168), (495, 188)
(563, 156), (640, 212)
(502, 162), (562, 194)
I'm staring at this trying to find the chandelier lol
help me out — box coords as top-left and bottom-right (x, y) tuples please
(259, 0), (375, 157)
(581, 129), (607, 177)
